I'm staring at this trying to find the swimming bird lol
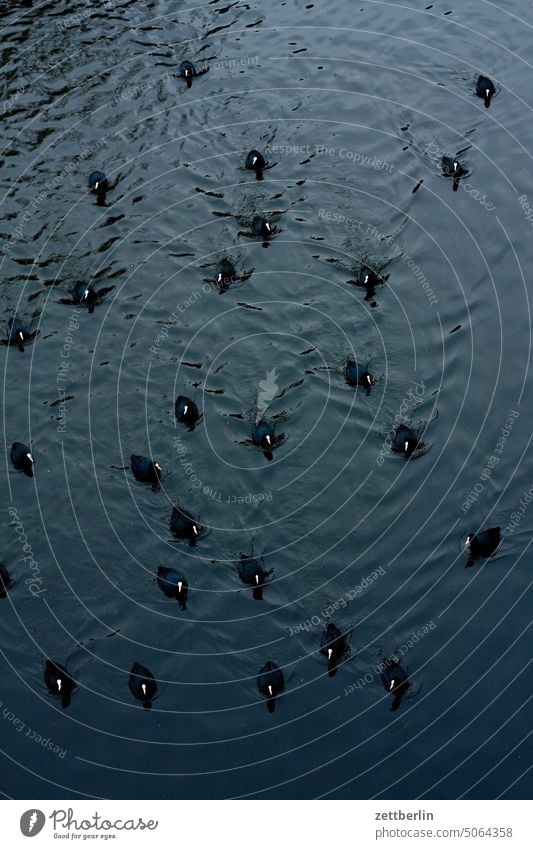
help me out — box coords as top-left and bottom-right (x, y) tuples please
(257, 661), (285, 713)
(358, 267), (387, 299)
(320, 623), (349, 677)
(465, 527), (501, 567)
(44, 660), (76, 709)
(392, 424), (420, 458)
(442, 156), (466, 191)
(88, 171), (108, 193)
(11, 442), (34, 476)
(170, 506), (200, 545)
(178, 60), (208, 88)
(345, 358), (372, 390)
(59, 282), (113, 312)
(476, 75), (495, 108)
(73, 281), (97, 312)
(252, 419), (274, 461)
(175, 396), (200, 430)
(252, 215), (273, 239)
(130, 455), (162, 490)
(87, 171), (108, 205)
(347, 265), (389, 306)
(215, 258), (236, 289)
(238, 554), (270, 600)
(381, 657), (409, 711)
(0, 563), (12, 598)
(7, 317), (31, 352)
(245, 149), (266, 180)
(128, 662), (157, 710)
(157, 567), (188, 609)
(358, 267), (382, 288)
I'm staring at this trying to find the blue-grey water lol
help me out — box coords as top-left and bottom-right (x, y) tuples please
(0, 0), (532, 800)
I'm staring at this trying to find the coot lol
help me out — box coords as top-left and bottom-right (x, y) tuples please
(257, 660), (285, 713)
(130, 455), (162, 489)
(175, 396), (201, 430)
(157, 566), (188, 609)
(345, 358), (372, 390)
(44, 660), (76, 709)
(238, 554), (270, 600)
(320, 623), (349, 677)
(10, 442), (34, 476)
(392, 425), (420, 458)
(381, 657), (409, 711)
(252, 420), (274, 461)
(170, 506), (200, 545)
(465, 527), (501, 567)
(128, 662), (157, 711)
(7, 317), (31, 352)
(245, 149), (266, 180)
(476, 75), (495, 108)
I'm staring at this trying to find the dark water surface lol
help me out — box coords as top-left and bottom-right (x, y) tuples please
(1, 0), (532, 800)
